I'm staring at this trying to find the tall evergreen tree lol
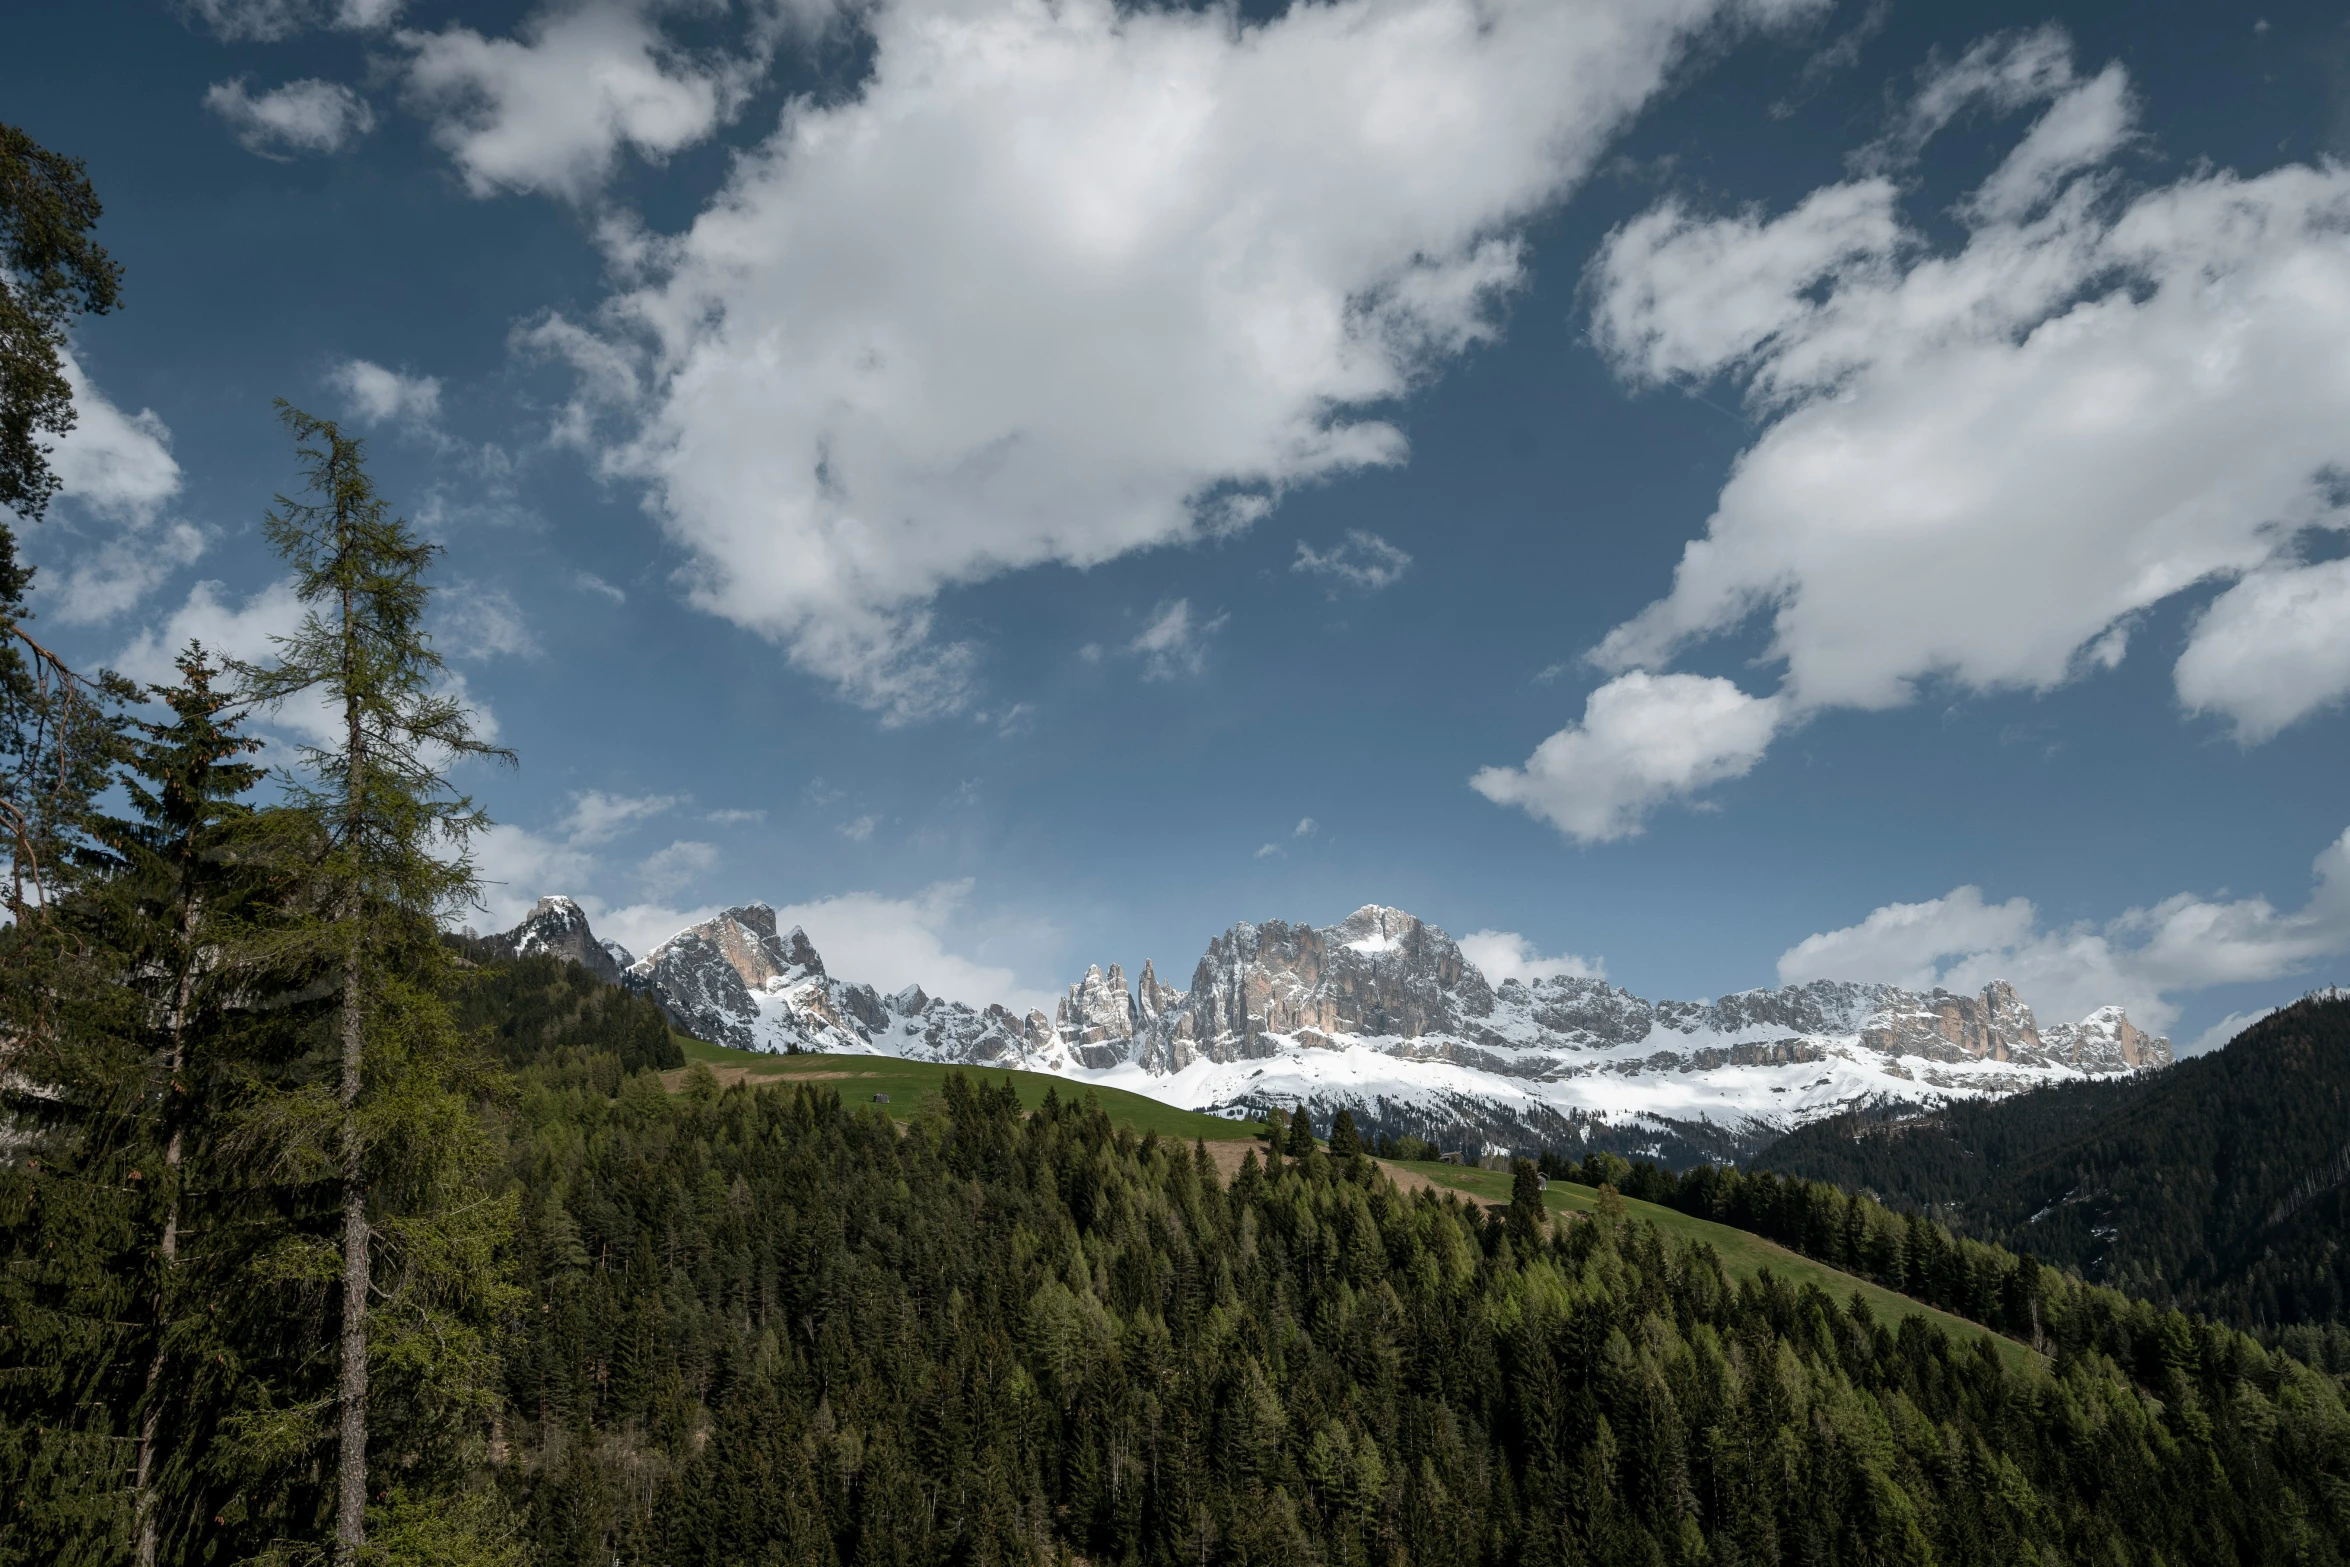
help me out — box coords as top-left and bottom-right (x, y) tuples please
(233, 403), (518, 1565)
(0, 121), (129, 916)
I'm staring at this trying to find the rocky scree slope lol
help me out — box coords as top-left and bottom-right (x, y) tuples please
(504, 898), (2172, 1161)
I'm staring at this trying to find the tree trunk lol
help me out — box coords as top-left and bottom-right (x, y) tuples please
(333, 951), (368, 1566)
(332, 495), (369, 1567)
(135, 913), (199, 1567)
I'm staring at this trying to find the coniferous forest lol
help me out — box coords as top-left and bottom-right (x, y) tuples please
(4, 120), (2350, 1567)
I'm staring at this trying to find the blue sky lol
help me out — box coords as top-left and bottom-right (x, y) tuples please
(9, 0), (2350, 1048)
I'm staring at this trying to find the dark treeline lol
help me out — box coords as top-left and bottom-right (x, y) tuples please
(1753, 996), (2350, 1334)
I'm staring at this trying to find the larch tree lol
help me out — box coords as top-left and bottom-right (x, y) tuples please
(233, 402), (519, 1566)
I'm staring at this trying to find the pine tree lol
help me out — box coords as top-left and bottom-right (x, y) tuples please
(86, 646), (267, 1567)
(232, 403), (519, 1565)
(1328, 1107), (1362, 1159)
(1285, 1106), (1316, 1159)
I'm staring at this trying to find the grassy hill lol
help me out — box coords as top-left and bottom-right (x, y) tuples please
(668, 1038), (1261, 1142)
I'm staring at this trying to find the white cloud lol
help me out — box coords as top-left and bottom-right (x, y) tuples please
(1469, 671), (1783, 843)
(1491, 31), (2350, 839)
(1458, 928), (1605, 984)
(639, 837), (720, 895)
(546, 0), (1818, 718)
(1294, 817), (1317, 837)
(1775, 886), (2039, 993)
(1294, 530), (1413, 593)
(2189, 1008), (2275, 1056)
(1254, 842), (1283, 859)
(470, 787), (679, 929)
(49, 523), (208, 627)
(205, 78), (375, 157)
(767, 880), (1059, 1014)
(2174, 558), (2350, 742)
(572, 570), (627, 603)
(43, 354), (182, 526)
(1875, 26), (2079, 165)
(470, 822), (602, 931)
(327, 358), (442, 425)
(1128, 598), (1225, 682)
(561, 788), (679, 844)
(30, 355), (199, 624)
(1778, 826), (2350, 1034)
(181, 0), (405, 42)
(434, 581), (539, 660)
(705, 806), (766, 825)
(836, 813), (879, 843)
(398, 1), (763, 201)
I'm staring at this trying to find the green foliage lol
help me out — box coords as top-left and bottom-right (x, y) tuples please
(448, 949), (684, 1079)
(1328, 1107), (1362, 1159)
(487, 1044), (2350, 1565)
(229, 404), (519, 1561)
(1758, 996), (2350, 1329)
(0, 120), (123, 524)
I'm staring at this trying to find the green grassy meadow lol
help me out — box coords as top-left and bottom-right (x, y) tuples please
(667, 1040), (1260, 1142)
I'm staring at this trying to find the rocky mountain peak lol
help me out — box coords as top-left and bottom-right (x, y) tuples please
(479, 893), (623, 985)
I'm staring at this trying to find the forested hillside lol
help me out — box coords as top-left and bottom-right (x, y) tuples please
(492, 1031), (2350, 1566)
(1757, 996), (2350, 1330)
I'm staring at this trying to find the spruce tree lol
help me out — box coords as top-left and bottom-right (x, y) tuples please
(233, 403), (518, 1565)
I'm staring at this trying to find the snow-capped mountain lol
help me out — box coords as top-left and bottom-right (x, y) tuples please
(475, 895), (631, 986)
(505, 897), (2173, 1162)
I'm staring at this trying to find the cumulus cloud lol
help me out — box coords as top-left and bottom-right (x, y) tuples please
(470, 788), (680, 928)
(398, 0), (764, 200)
(766, 880), (1059, 1014)
(836, 813), (879, 843)
(539, 0), (1817, 718)
(1294, 530), (1413, 593)
(1469, 672), (1783, 843)
(1481, 29), (2350, 841)
(205, 78), (375, 157)
(29, 356), (202, 624)
(639, 838), (720, 895)
(1294, 817), (1317, 837)
(1458, 929), (1605, 984)
(181, 0), (404, 42)
(42, 354), (183, 526)
(327, 358), (442, 426)
(1778, 826), (2350, 1036)
(2174, 558), (2350, 742)
(1129, 599), (1225, 682)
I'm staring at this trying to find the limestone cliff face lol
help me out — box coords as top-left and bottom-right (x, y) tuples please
(2041, 1006), (2171, 1070)
(1857, 980), (2044, 1063)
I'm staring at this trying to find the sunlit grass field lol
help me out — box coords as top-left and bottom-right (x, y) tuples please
(667, 1040), (1258, 1142)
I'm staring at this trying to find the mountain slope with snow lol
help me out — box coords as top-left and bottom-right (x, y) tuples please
(507, 897), (2173, 1162)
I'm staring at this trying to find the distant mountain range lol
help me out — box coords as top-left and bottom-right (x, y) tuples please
(490, 894), (2173, 1161)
